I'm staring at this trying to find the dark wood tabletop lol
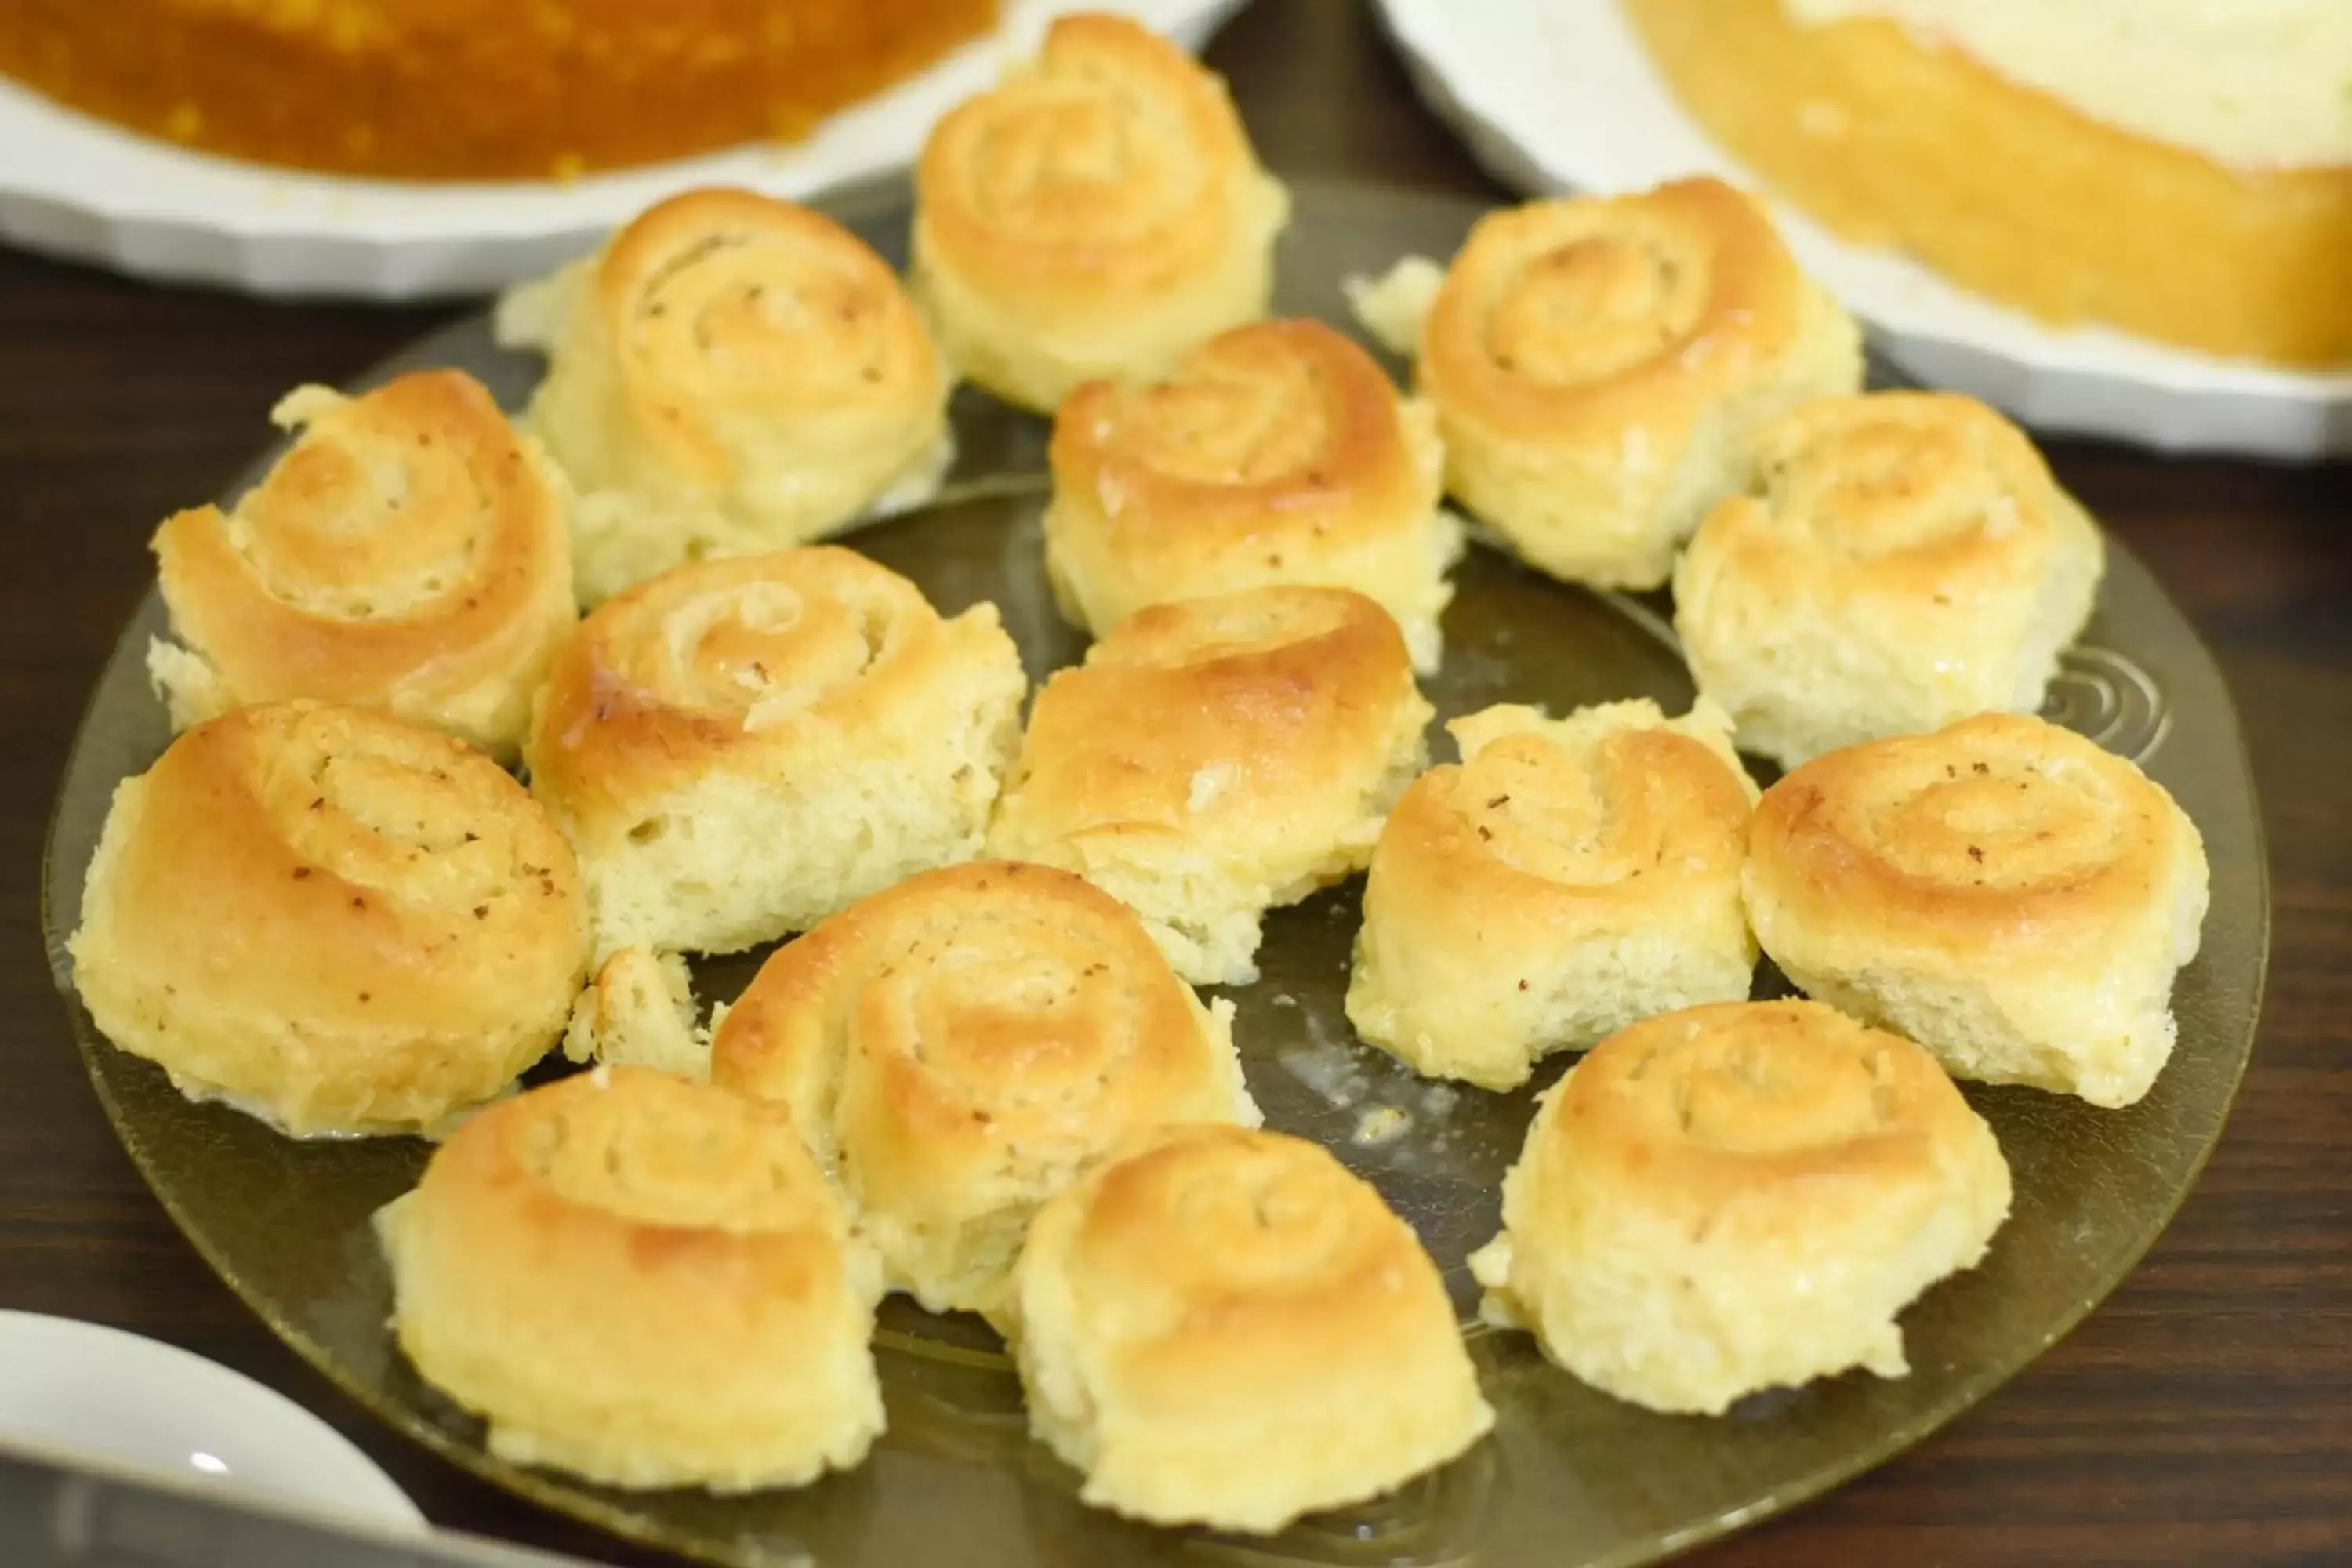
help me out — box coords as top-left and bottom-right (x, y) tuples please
(2, 4), (2346, 1564)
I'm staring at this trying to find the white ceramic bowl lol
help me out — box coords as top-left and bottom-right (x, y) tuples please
(0, 0), (1246, 302)
(1373, 0), (2352, 460)
(0, 1310), (420, 1530)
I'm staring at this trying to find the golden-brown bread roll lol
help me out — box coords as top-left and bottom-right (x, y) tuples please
(67, 701), (590, 1138)
(1044, 318), (1461, 671)
(1011, 1123), (1493, 1534)
(502, 187), (951, 603)
(1346, 698), (1758, 1091)
(911, 13), (1290, 413)
(984, 586), (1432, 986)
(1674, 390), (2107, 769)
(1417, 176), (1862, 590)
(524, 546), (1026, 960)
(379, 1066), (885, 1491)
(708, 861), (1258, 1319)
(1744, 713), (2209, 1107)
(148, 371), (575, 760)
(1470, 1000), (2011, 1415)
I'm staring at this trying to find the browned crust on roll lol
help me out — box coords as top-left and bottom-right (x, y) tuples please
(1681, 390), (2091, 610)
(1547, 1000), (1986, 1229)
(1012, 1121), (1490, 1531)
(68, 701), (589, 1134)
(710, 861), (1230, 1122)
(1421, 176), (1824, 444)
(525, 546), (990, 852)
(1051, 1125), (1464, 1407)
(152, 370), (574, 753)
(916, 13), (1260, 326)
(1054, 319), (1424, 546)
(991, 586), (1422, 844)
(1045, 317), (1453, 663)
(709, 860), (1254, 1315)
(383, 1065), (883, 1490)
(1377, 726), (1751, 938)
(578, 187), (945, 495)
(1745, 711), (2183, 964)
(412, 1068), (854, 1304)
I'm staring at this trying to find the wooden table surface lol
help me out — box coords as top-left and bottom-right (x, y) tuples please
(2, 5), (2346, 1564)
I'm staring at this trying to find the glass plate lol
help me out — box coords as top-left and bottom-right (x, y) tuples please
(39, 180), (2268, 1568)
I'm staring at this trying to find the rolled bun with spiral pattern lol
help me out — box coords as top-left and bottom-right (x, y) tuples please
(1347, 698), (1758, 1091)
(708, 861), (1259, 1319)
(1420, 176), (1861, 591)
(1675, 390), (2107, 769)
(984, 586), (1432, 988)
(525, 546), (1026, 960)
(380, 1066), (885, 1492)
(1745, 712), (2209, 1109)
(67, 701), (590, 1138)
(912, 13), (1290, 413)
(148, 371), (576, 760)
(506, 187), (952, 604)
(1471, 1000), (2012, 1416)
(1045, 318), (1460, 672)
(1011, 1123), (1494, 1534)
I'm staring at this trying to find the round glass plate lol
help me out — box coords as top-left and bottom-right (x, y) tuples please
(40, 180), (2267, 1568)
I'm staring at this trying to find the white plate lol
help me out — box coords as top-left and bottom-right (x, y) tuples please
(0, 0), (1245, 303)
(1374, 0), (2352, 460)
(0, 1310), (421, 1530)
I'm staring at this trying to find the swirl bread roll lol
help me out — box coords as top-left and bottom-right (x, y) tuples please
(1745, 713), (2209, 1108)
(1011, 1123), (1492, 1534)
(148, 372), (575, 760)
(709, 861), (1258, 1319)
(505, 187), (951, 604)
(1674, 390), (2106, 769)
(1347, 699), (1759, 1091)
(526, 546), (1025, 960)
(1470, 1000), (2011, 1415)
(379, 1066), (885, 1491)
(1044, 318), (1461, 672)
(67, 702), (590, 1138)
(911, 13), (1290, 413)
(985, 586), (1432, 986)
(1419, 176), (1862, 590)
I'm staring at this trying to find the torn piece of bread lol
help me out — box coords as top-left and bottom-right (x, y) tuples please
(564, 946), (709, 1082)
